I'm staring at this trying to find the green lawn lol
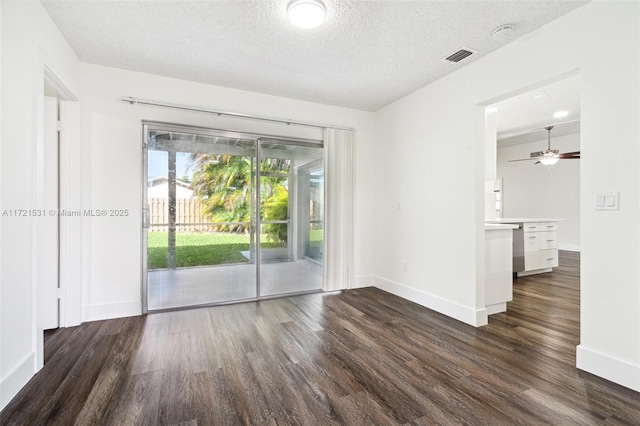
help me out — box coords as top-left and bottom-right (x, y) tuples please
(147, 232), (280, 269)
(148, 230), (324, 270)
(307, 229), (324, 262)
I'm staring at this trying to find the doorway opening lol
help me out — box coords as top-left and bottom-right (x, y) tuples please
(489, 74), (580, 254)
(482, 71), (581, 320)
(142, 123), (325, 311)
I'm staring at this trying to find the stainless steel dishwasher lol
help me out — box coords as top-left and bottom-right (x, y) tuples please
(512, 223), (525, 273)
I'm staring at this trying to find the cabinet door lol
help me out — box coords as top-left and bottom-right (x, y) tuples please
(524, 233), (543, 270)
(524, 232), (539, 253)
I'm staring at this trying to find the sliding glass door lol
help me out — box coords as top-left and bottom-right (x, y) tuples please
(257, 139), (324, 297)
(143, 124), (324, 311)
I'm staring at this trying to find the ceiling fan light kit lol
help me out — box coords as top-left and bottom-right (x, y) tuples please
(509, 125), (580, 166)
(539, 154), (560, 166)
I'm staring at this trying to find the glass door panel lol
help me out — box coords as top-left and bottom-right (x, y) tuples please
(306, 168), (324, 262)
(258, 140), (324, 297)
(260, 173), (290, 263)
(146, 128), (257, 310)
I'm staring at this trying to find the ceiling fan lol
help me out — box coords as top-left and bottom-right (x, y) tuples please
(509, 126), (580, 165)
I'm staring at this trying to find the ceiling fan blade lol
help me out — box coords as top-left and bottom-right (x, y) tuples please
(558, 152), (580, 159)
(509, 158), (538, 162)
(517, 128), (577, 165)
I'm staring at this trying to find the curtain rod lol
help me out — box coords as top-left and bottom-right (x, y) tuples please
(121, 97), (355, 131)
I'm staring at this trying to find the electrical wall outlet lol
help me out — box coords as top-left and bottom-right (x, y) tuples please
(401, 260), (408, 272)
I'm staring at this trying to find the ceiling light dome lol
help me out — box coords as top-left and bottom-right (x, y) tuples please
(288, 0), (326, 29)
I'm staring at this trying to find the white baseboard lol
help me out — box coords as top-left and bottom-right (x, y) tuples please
(577, 345), (640, 392)
(486, 302), (507, 315)
(1, 352), (35, 410)
(559, 244), (581, 252)
(517, 268), (552, 277)
(352, 275), (373, 289)
(373, 276), (487, 327)
(82, 300), (142, 322)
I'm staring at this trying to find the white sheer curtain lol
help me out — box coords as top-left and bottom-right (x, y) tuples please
(323, 128), (355, 291)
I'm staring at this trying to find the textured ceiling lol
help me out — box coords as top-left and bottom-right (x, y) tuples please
(41, 0), (588, 112)
(496, 75), (580, 146)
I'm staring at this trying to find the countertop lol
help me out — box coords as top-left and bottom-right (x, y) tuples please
(485, 218), (562, 224)
(484, 223), (519, 231)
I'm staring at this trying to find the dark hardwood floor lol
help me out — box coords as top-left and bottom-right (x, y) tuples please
(2, 251), (639, 425)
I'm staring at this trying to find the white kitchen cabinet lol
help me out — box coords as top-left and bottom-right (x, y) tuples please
(485, 224), (517, 315)
(485, 218), (561, 276)
(523, 221), (559, 273)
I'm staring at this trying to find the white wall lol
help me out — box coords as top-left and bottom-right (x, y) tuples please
(498, 132), (580, 250)
(0, 0), (3, 409)
(0, 0), (81, 409)
(374, 0), (639, 391)
(80, 63), (376, 321)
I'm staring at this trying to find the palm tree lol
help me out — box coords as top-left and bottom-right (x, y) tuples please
(189, 154), (252, 233)
(189, 153), (290, 242)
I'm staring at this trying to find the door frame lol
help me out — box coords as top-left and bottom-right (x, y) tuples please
(34, 64), (80, 369)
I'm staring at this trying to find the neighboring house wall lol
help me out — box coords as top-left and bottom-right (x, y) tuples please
(147, 181), (194, 199)
(374, 1), (639, 391)
(497, 132), (580, 251)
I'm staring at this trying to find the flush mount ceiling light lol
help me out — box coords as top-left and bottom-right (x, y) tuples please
(553, 110), (569, 118)
(288, 0), (326, 29)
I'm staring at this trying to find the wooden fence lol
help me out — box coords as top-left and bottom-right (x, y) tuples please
(149, 198), (213, 232)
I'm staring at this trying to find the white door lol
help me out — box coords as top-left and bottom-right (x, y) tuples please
(39, 96), (59, 330)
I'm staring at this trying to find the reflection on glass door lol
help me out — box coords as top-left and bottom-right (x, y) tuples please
(258, 140), (324, 297)
(143, 125), (324, 311)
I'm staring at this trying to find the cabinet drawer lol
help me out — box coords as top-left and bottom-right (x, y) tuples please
(540, 250), (559, 268)
(538, 231), (557, 249)
(525, 249), (558, 270)
(523, 222), (540, 232)
(540, 222), (558, 231)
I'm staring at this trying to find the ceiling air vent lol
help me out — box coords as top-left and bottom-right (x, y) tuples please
(442, 48), (477, 64)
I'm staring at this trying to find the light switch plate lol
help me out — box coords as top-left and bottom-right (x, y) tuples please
(595, 192), (619, 210)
